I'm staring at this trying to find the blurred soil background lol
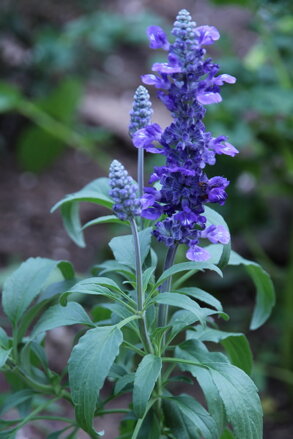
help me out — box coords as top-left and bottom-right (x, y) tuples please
(0, 0), (293, 437)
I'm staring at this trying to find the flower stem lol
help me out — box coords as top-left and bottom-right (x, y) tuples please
(130, 219), (153, 354)
(158, 245), (178, 327)
(138, 148), (144, 199)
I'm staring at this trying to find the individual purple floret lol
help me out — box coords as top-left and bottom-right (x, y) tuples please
(109, 160), (141, 221)
(129, 86), (153, 137)
(133, 9), (239, 261)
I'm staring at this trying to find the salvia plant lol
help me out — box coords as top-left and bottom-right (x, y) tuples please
(0, 9), (275, 439)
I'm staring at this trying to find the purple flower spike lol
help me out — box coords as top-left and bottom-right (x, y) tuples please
(195, 25), (220, 46)
(147, 25), (170, 50)
(201, 225), (230, 244)
(132, 10), (238, 258)
(186, 245), (210, 262)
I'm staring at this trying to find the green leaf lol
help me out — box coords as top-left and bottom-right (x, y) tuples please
(68, 325), (123, 437)
(187, 327), (253, 375)
(207, 246), (275, 330)
(114, 372), (135, 394)
(204, 206), (231, 268)
(2, 258), (73, 324)
(95, 260), (135, 279)
(163, 394), (218, 439)
(176, 340), (263, 439)
(133, 354), (162, 418)
(31, 302), (94, 337)
(0, 346), (11, 368)
(51, 178), (113, 212)
(155, 293), (207, 326)
(155, 262), (222, 288)
(221, 429), (235, 438)
(177, 287), (223, 313)
(109, 228), (152, 269)
(51, 178), (113, 247)
(0, 389), (35, 416)
(59, 277), (126, 306)
(0, 82), (22, 112)
(60, 202), (85, 247)
(82, 215), (127, 229)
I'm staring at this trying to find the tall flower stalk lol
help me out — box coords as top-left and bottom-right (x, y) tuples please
(133, 9), (238, 263)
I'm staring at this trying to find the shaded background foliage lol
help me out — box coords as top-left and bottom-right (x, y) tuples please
(0, 0), (292, 437)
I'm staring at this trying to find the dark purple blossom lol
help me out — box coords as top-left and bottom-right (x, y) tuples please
(132, 9), (237, 260)
(201, 225), (230, 244)
(147, 25), (170, 50)
(132, 123), (162, 153)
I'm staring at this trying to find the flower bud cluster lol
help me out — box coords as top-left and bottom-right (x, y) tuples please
(109, 160), (141, 221)
(129, 86), (153, 137)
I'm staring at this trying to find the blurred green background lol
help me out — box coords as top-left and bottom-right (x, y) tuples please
(0, 0), (292, 437)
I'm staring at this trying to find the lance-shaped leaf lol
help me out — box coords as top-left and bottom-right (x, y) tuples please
(176, 340), (263, 439)
(155, 262), (222, 289)
(206, 245), (275, 330)
(68, 326), (123, 437)
(51, 178), (113, 247)
(133, 354), (162, 418)
(2, 258), (74, 324)
(155, 293), (208, 326)
(204, 205), (231, 268)
(59, 276), (126, 306)
(176, 287), (223, 313)
(82, 215), (127, 229)
(163, 394), (218, 439)
(31, 302), (95, 337)
(109, 227), (153, 269)
(187, 327), (253, 375)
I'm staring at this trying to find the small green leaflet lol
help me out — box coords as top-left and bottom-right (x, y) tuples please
(187, 327), (253, 375)
(59, 276), (123, 305)
(133, 354), (162, 418)
(204, 206), (231, 268)
(155, 261), (222, 288)
(206, 245), (275, 329)
(82, 215), (127, 229)
(68, 325), (123, 437)
(2, 258), (74, 324)
(176, 340), (263, 439)
(51, 178), (113, 247)
(176, 287), (223, 312)
(155, 293), (207, 326)
(163, 394), (218, 439)
(109, 227), (153, 269)
(31, 302), (95, 337)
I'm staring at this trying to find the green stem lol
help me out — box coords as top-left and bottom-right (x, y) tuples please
(282, 220), (293, 370)
(0, 397), (60, 433)
(18, 101), (94, 153)
(1, 415), (75, 425)
(158, 245), (178, 327)
(130, 219), (153, 354)
(123, 340), (145, 356)
(161, 356), (203, 368)
(131, 399), (156, 439)
(138, 149), (144, 199)
(96, 408), (131, 415)
(173, 269), (196, 290)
